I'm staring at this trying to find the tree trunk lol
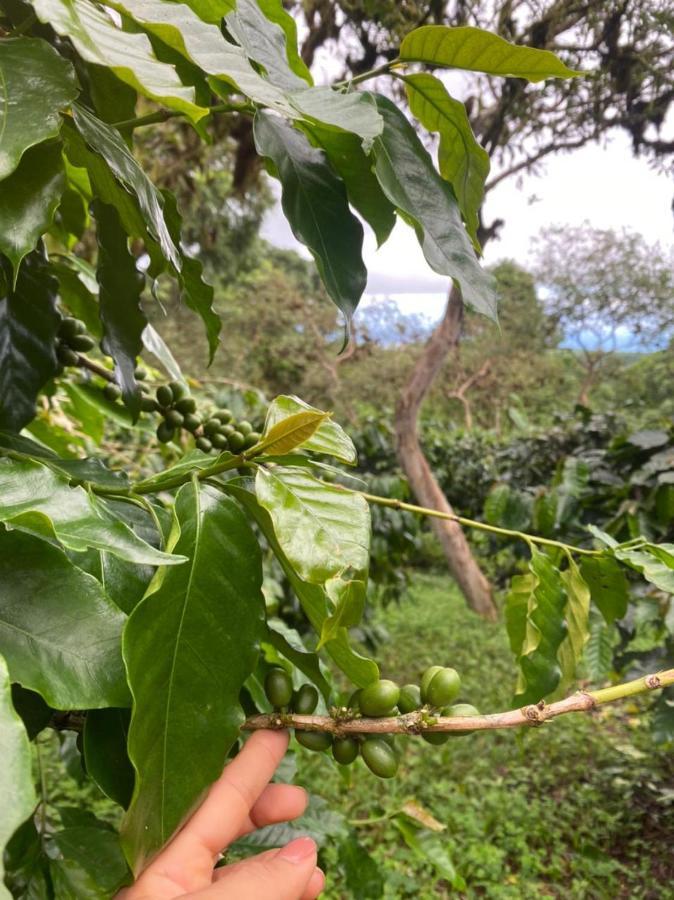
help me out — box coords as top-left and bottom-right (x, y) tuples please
(394, 283), (498, 621)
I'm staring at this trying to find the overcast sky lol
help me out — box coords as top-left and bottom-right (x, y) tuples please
(261, 130), (673, 324)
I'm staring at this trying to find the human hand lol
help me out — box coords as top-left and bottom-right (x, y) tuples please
(118, 730), (324, 899)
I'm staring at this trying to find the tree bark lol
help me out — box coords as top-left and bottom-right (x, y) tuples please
(394, 283), (498, 621)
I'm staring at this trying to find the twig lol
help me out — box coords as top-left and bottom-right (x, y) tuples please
(242, 669), (674, 735)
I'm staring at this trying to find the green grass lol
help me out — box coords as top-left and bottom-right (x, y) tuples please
(298, 573), (674, 899)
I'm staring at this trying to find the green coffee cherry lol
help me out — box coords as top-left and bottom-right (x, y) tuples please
(420, 666), (443, 702)
(296, 731), (333, 752)
(175, 397), (196, 415)
(164, 409), (184, 428)
(70, 334), (95, 352)
(103, 382), (121, 402)
(156, 385), (173, 408)
(58, 317), (82, 340)
(195, 437), (213, 453)
(140, 397), (158, 412)
(204, 418), (221, 436)
(215, 409), (232, 423)
(156, 421), (174, 443)
(264, 667), (293, 709)
(169, 381), (187, 401)
(211, 433), (228, 449)
(238, 420), (253, 436)
(361, 738), (399, 778)
(398, 684), (422, 714)
(446, 703), (480, 736)
(421, 730), (450, 745)
(359, 679), (400, 717)
(134, 366), (147, 380)
(220, 424), (235, 437)
(332, 737), (359, 765)
(293, 684), (319, 715)
(244, 431), (261, 449)
(425, 668), (461, 708)
(183, 413), (201, 433)
(227, 431), (246, 452)
(57, 345), (80, 367)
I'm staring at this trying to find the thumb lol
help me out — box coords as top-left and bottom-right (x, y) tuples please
(208, 837), (319, 900)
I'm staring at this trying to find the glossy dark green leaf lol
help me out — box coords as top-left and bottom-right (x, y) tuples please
(0, 36), (78, 180)
(0, 457), (184, 566)
(122, 483), (265, 872)
(72, 104), (181, 269)
(32, 0), (204, 121)
(0, 251), (60, 433)
(0, 142), (65, 283)
(225, 481), (378, 687)
(0, 653), (36, 899)
(404, 73), (488, 248)
(10, 685), (52, 740)
(370, 94), (497, 320)
(94, 200), (145, 418)
(253, 112), (367, 327)
(50, 827), (130, 895)
(256, 466), (370, 585)
(263, 395), (357, 465)
(580, 556), (629, 625)
(0, 530), (129, 709)
(83, 709), (134, 809)
(303, 124), (396, 247)
(161, 191), (221, 363)
(225, 0), (309, 91)
(266, 618), (331, 701)
(86, 63), (137, 126)
(399, 25), (583, 81)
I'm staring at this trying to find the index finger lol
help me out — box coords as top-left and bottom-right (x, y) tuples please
(164, 730), (290, 863)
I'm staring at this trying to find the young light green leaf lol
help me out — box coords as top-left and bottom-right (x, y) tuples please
(264, 395), (357, 464)
(403, 73), (488, 248)
(224, 481), (378, 687)
(400, 25), (583, 82)
(0, 653), (37, 900)
(504, 572), (536, 657)
(108, 0), (297, 116)
(319, 575), (367, 648)
(122, 483), (265, 873)
(303, 123), (396, 247)
(253, 113), (368, 328)
(0, 142), (65, 284)
(0, 37), (78, 180)
(225, 0), (309, 91)
(94, 201), (146, 419)
(32, 0), (205, 121)
(370, 94), (497, 320)
(289, 88), (383, 150)
(72, 104), (181, 270)
(255, 466), (370, 585)
(579, 555), (629, 624)
(0, 457), (185, 566)
(0, 530), (129, 709)
(0, 252), (60, 434)
(254, 410), (329, 456)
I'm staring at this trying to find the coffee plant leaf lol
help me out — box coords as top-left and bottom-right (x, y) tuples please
(302, 123), (396, 247)
(370, 94), (497, 320)
(404, 72), (489, 248)
(579, 556), (629, 625)
(613, 544), (674, 594)
(122, 482), (265, 872)
(264, 395), (357, 464)
(0, 654), (36, 900)
(0, 457), (185, 566)
(0, 142), (65, 283)
(0, 252), (60, 433)
(32, 0), (205, 121)
(83, 709), (134, 809)
(266, 619), (332, 701)
(556, 559), (591, 692)
(0, 529), (129, 708)
(0, 36), (78, 180)
(289, 88), (383, 150)
(255, 410), (329, 456)
(254, 0), (312, 84)
(50, 826), (130, 895)
(253, 112), (367, 328)
(255, 466), (370, 585)
(94, 200), (146, 418)
(400, 25), (583, 81)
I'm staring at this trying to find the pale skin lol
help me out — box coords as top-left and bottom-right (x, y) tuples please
(118, 730), (325, 900)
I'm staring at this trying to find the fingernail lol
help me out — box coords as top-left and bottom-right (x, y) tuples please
(277, 837), (317, 864)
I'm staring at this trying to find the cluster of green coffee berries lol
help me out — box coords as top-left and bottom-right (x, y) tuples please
(264, 665), (480, 780)
(55, 316), (95, 367)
